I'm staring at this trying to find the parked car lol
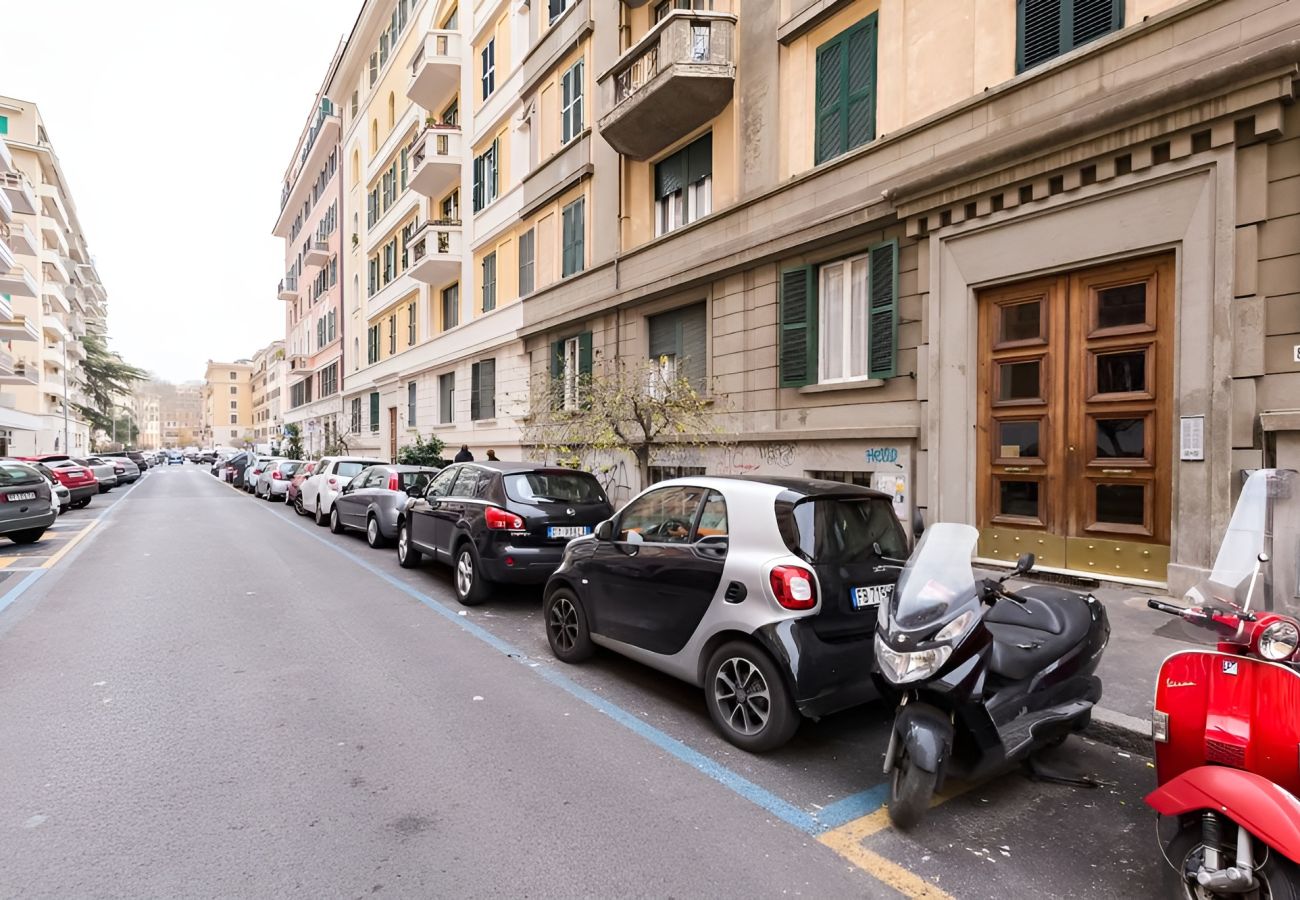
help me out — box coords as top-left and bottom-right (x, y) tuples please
(8, 460), (69, 515)
(101, 450), (150, 473)
(76, 456), (120, 492)
(243, 457), (278, 494)
(330, 465), (441, 548)
(287, 462), (316, 512)
(21, 456), (96, 508)
(256, 459), (305, 501)
(100, 456), (140, 484)
(0, 461), (57, 544)
(300, 456), (386, 526)
(215, 452), (250, 485)
(167, 451), (183, 466)
(541, 476), (910, 752)
(397, 462), (615, 606)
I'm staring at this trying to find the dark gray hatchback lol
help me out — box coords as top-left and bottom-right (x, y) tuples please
(0, 461), (56, 544)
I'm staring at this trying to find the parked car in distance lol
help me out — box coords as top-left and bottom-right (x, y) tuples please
(215, 452), (250, 485)
(287, 462), (316, 512)
(330, 465), (441, 548)
(300, 457), (387, 526)
(105, 456), (141, 484)
(397, 462), (614, 606)
(243, 457), (278, 494)
(167, 451), (183, 465)
(256, 459), (305, 500)
(541, 476), (911, 752)
(0, 461), (57, 543)
(76, 456), (121, 492)
(101, 450), (150, 473)
(8, 460), (69, 515)
(21, 456), (96, 509)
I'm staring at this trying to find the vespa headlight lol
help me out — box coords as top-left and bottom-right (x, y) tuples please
(1258, 620), (1300, 660)
(875, 633), (952, 685)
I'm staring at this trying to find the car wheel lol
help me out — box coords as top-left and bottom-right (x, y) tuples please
(314, 501), (327, 527)
(293, 493), (304, 514)
(454, 543), (490, 606)
(703, 641), (799, 753)
(72, 498), (91, 509)
(366, 515), (388, 548)
(8, 528), (46, 544)
(97, 485), (108, 494)
(543, 587), (594, 663)
(329, 506), (346, 534)
(397, 521), (422, 568)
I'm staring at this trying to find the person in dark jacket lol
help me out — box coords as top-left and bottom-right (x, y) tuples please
(454, 444), (474, 462)
(485, 449), (498, 461)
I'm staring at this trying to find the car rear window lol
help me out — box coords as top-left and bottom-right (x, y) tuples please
(0, 463), (43, 486)
(400, 471), (434, 492)
(505, 472), (607, 504)
(336, 461), (377, 479)
(781, 497), (907, 564)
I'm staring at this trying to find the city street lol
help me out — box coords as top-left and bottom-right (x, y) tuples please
(0, 465), (1164, 899)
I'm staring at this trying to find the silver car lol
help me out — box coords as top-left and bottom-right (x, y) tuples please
(256, 459), (306, 501)
(329, 464), (440, 548)
(68, 457), (118, 493)
(243, 457), (279, 494)
(0, 461), (57, 543)
(543, 476), (910, 752)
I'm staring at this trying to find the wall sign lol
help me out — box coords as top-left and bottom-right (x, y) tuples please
(1179, 415), (1205, 462)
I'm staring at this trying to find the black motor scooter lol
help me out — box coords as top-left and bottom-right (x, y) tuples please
(874, 523), (1110, 829)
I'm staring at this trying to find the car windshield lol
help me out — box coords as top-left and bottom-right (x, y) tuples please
(0, 463), (42, 486)
(504, 472), (607, 504)
(281, 462), (302, 475)
(336, 461), (377, 479)
(891, 523), (980, 630)
(786, 497), (907, 564)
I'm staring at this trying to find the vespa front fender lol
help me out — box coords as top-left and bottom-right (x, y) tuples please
(895, 703), (953, 775)
(1148, 766), (1300, 862)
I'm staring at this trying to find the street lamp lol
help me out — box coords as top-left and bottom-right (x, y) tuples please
(111, 403), (135, 449)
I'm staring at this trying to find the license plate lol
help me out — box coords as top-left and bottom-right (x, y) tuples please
(852, 584), (893, 609)
(6, 492), (36, 501)
(547, 526), (591, 539)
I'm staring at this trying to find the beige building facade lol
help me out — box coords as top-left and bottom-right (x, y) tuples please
(200, 361), (254, 448)
(250, 340), (287, 451)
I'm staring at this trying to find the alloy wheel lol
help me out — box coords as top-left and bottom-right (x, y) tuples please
(456, 551), (474, 598)
(398, 526), (409, 562)
(713, 657), (771, 736)
(367, 518), (379, 545)
(548, 595), (579, 652)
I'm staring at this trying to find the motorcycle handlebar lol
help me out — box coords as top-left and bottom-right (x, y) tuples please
(1147, 598), (1186, 616)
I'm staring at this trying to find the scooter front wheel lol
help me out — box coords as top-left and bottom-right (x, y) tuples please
(888, 751), (938, 831)
(1163, 818), (1300, 899)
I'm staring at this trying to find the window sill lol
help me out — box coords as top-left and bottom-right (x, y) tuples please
(798, 378), (885, 395)
(472, 418), (497, 426)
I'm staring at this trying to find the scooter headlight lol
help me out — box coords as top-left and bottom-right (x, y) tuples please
(875, 634), (952, 685)
(934, 609), (977, 644)
(1258, 620), (1300, 660)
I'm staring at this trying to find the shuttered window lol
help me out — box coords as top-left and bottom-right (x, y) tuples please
(561, 59), (584, 144)
(369, 392), (380, 432)
(482, 252), (497, 312)
(518, 228), (535, 296)
(779, 238), (898, 387)
(550, 331), (594, 410)
(442, 283), (459, 330)
(472, 139), (499, 212)
(648, 303), (707, 390)
(439, 372), (455, 424)
(471, 359), (496, 420)
(655, 133), (712, 235)
(562, 197), (585, 277)
(1017, 0), (1122, 73)
(481, 39), (495, 99)
(814, 14), (877, 165)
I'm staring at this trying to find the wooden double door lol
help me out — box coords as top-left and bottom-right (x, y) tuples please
(976, 254), (1174, 582)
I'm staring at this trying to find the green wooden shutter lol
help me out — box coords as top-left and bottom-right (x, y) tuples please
(867, 240), (898, 380)
(578, 331), (593, 375)
(814, 40), (844, 164)
(369, 392), (380, 431)
(844, 18), (877, 150)
(470, 362), (481, 420)
(1017, 0), (1121, 73)
(779, 267), (817, 387)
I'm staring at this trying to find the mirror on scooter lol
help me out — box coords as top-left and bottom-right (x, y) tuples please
(1016, 552), (1036, 575)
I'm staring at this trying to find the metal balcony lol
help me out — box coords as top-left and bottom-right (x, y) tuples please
(278, 277), (299, 301)
(0, 173), (38, 216)
(303, 240), (330, 270)
(409, 126), (463, 199)
(597, 12), (737, 160)
(407, 30), (461, 111)
(406, 221), (463, 285)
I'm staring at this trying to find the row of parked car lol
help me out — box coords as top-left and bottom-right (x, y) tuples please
(214, 448), (913, 752)
(0, 449), (160, 544)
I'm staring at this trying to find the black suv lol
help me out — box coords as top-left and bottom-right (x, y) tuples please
(397, 462), (614, 606)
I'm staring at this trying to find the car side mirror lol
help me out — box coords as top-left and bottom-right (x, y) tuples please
(913, 510), (925, 540)
(594, 519), (614, 541)
(1015, 552), (1035, 575)
(406, 484), (422, 497)
(1259, 552), (1271, 563)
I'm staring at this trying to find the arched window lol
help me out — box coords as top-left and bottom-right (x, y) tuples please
(353, 337), (360, 370)
(387, 92), (396, 130)
(371, 119), (378, 153)
(351, 149), (360, 182)
(353, 275), (360, 312)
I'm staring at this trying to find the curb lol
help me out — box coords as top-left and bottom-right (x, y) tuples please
(1084, 706), (1151, 756)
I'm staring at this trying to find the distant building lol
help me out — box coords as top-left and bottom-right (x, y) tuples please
(201, 360), (254, 447)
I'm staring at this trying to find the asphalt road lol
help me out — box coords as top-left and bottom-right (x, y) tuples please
(0, 466), (1166, 899)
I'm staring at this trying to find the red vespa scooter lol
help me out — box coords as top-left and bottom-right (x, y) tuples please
(1146, 468), (1300, 897)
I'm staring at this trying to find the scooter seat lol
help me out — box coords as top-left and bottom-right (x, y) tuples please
(985, 586), (1094, 682)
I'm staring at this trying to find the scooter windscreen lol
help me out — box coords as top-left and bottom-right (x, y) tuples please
(887, 523), (980, 630)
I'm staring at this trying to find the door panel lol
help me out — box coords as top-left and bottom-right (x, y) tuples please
(977, 254), (1173, 582)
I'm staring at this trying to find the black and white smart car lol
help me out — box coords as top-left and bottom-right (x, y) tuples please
(542, 476), (909, 752)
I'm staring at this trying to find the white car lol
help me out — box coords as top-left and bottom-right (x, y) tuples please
(300, 456), (386, 526)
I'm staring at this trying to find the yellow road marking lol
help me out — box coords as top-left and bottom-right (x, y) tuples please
(0, 557), (14, 569)
(41, 520), (97, 569)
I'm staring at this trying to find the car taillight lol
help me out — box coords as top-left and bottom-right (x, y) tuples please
(388, 474), (400, 491)
(770, 565), (817, 610)
(328, 477), (337, 487)
(272, 471), (283, 480)
(485, 506), (525, 530)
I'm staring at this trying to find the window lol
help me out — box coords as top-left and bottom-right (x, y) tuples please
(807, 470), (873, 487)
(472, 140), (499, 212)
(407, 301), (417, 345)
(328, 309), (336, 343)
(230, 400), (238, 410)
(367, 324), (380, 364)
(389, 314), (397, 354)
(561, 197), (585, 277)
(814, 15), (877, 165)
(655, 133), (712, 236)
(1017, 0), (1122, 72)
(561, 60), (584, 144)
(426, 466), (459, 498)
(441, 190), (460, 222)
(442, 99), (459, 127)
(369, 52), (379, 87)
(230, 414), (238, 425)
(229, 372), (238, 380)
(550, 332), (592, 411)
(439, 372), (455, 424)
(369, 392), (380, 432)
(351, 397), (362, 433)
(617, 486), (708, 544)
(0, 115), (8, 135)
(778, 239), (898, 387)
(230, 386), (237, 395)
(407, 381), (417, 426)
(400, 146), (409, 193)
(655, 0), (711, 21)
(481, 39), (495, 100)
(648, 465), (707, 484)
(350, 91), (358, 119)
(441, 284), (459, 330)
(387, 92), (395, 129)
(470, 359), (496, 420)
(518, 229), (535, 296)
(319, 363), (338, 397)
(482, 252), (497, 312)
(548, 0), (572, 23)
(648, 303), (706, 390)
(353, 337), (360, 370)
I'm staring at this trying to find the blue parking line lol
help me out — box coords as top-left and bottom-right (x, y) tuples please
(261, 503), (888, 835)
(0, 570), (47, 617)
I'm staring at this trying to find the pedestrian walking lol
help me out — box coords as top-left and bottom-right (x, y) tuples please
(454, 444), (474, 462)
(486, 449), (499, 461)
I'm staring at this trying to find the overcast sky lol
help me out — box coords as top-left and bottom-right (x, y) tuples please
(1, 0), (362, 383)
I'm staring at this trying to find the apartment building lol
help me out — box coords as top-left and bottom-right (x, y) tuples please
(132, 389), (161, 449)
(200, 360), (254, 447)
(496, 0), (1300, 593)
(161, 381), (202, 448)
(0, 96), (105, 456)
(274, 55), (347, 459)
(250, 340), (287, 450)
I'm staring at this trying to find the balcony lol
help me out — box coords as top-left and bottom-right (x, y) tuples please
(409, 126), (463, 199)
(0, 234), (11, 274)
(43, 348), (63, 372)
(0, 137), (12, 174)
(303, 239), (330, 269)
(42, 249), (70, 284)
(65, 338), (85, 362)
(287, 349), (309, 368)
(42, 314), (71, 343)
(43, 282), (71, 314)
(406, 30), (461, 110)
(41, 217), (68, 256)
(278, 277), (299, 301)
(0, 346), (13, 376)
(4, 221), (38, 256)
(0, 363), (39, 386)
(0, 173), (38, 216)
(0, 182), (11, 223)
(0, 265), (37, 298)
(37, 183), (70, 231)
(406, 221), (463, 285)
(0, 315), (39, 342)
(597, 12), (737, 160)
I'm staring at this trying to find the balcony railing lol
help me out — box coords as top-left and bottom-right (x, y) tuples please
(598, 12), (737, 160)
(304, 240), (330, 269)
(407, 219), (463, 285)
(407, 30), (462, 109)
(409, 125), (463, 198)
(278, 277), (299, 301)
